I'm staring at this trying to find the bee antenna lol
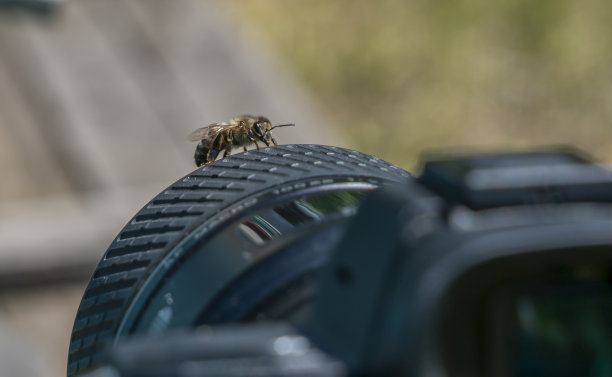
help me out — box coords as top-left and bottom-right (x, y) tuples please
(270, 123), (296, 130)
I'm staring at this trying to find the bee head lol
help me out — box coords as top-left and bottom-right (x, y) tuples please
(253, 120), (272, 140)
(252, 118), (295, 144)
(263, 130), (272, 143)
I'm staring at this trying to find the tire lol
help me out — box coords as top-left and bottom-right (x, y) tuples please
(67, 144), (411, 376)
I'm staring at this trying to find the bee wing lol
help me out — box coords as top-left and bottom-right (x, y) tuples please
(188, 124), (227, 142)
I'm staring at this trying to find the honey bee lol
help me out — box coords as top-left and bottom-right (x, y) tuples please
(188, 115), (295, 167)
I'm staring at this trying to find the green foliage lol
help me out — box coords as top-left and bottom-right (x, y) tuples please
(229, 0), (612, 169)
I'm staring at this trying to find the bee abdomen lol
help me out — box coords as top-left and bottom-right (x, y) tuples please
(194, 142), (209, 167)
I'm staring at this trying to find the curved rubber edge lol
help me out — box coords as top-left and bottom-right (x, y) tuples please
(67, 144), (411, 376)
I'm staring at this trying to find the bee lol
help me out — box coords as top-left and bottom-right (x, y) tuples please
(188, 115), (295, 167)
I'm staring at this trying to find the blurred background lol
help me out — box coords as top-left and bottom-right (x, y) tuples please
(0, 0), (611, 376)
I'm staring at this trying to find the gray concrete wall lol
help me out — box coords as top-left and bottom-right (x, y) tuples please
(0, 1), (337, 376)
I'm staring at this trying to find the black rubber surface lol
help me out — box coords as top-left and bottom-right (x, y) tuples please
(67, 144), (410, 376)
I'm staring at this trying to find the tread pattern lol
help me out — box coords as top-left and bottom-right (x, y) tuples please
(67, 145), (410, 376)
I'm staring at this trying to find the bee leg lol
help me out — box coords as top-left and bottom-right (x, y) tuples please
(248, 137), (260, 150)
(271, 137), (278, 146)
(207, 147), (220, 163)
(243, 146), (248, 152)
(206, 133), (225, 163)
(247, 128), (261, 150)
(223, 131), (233, 158)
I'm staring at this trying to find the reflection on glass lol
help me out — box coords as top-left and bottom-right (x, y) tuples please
(510, 292), (612, 377)
(238, 190), (366, 246)
(274, 190), (365, 225)
(238, 216), (280, 246)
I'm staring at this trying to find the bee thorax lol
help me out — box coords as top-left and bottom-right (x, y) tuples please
(233, 131), (252, 146)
